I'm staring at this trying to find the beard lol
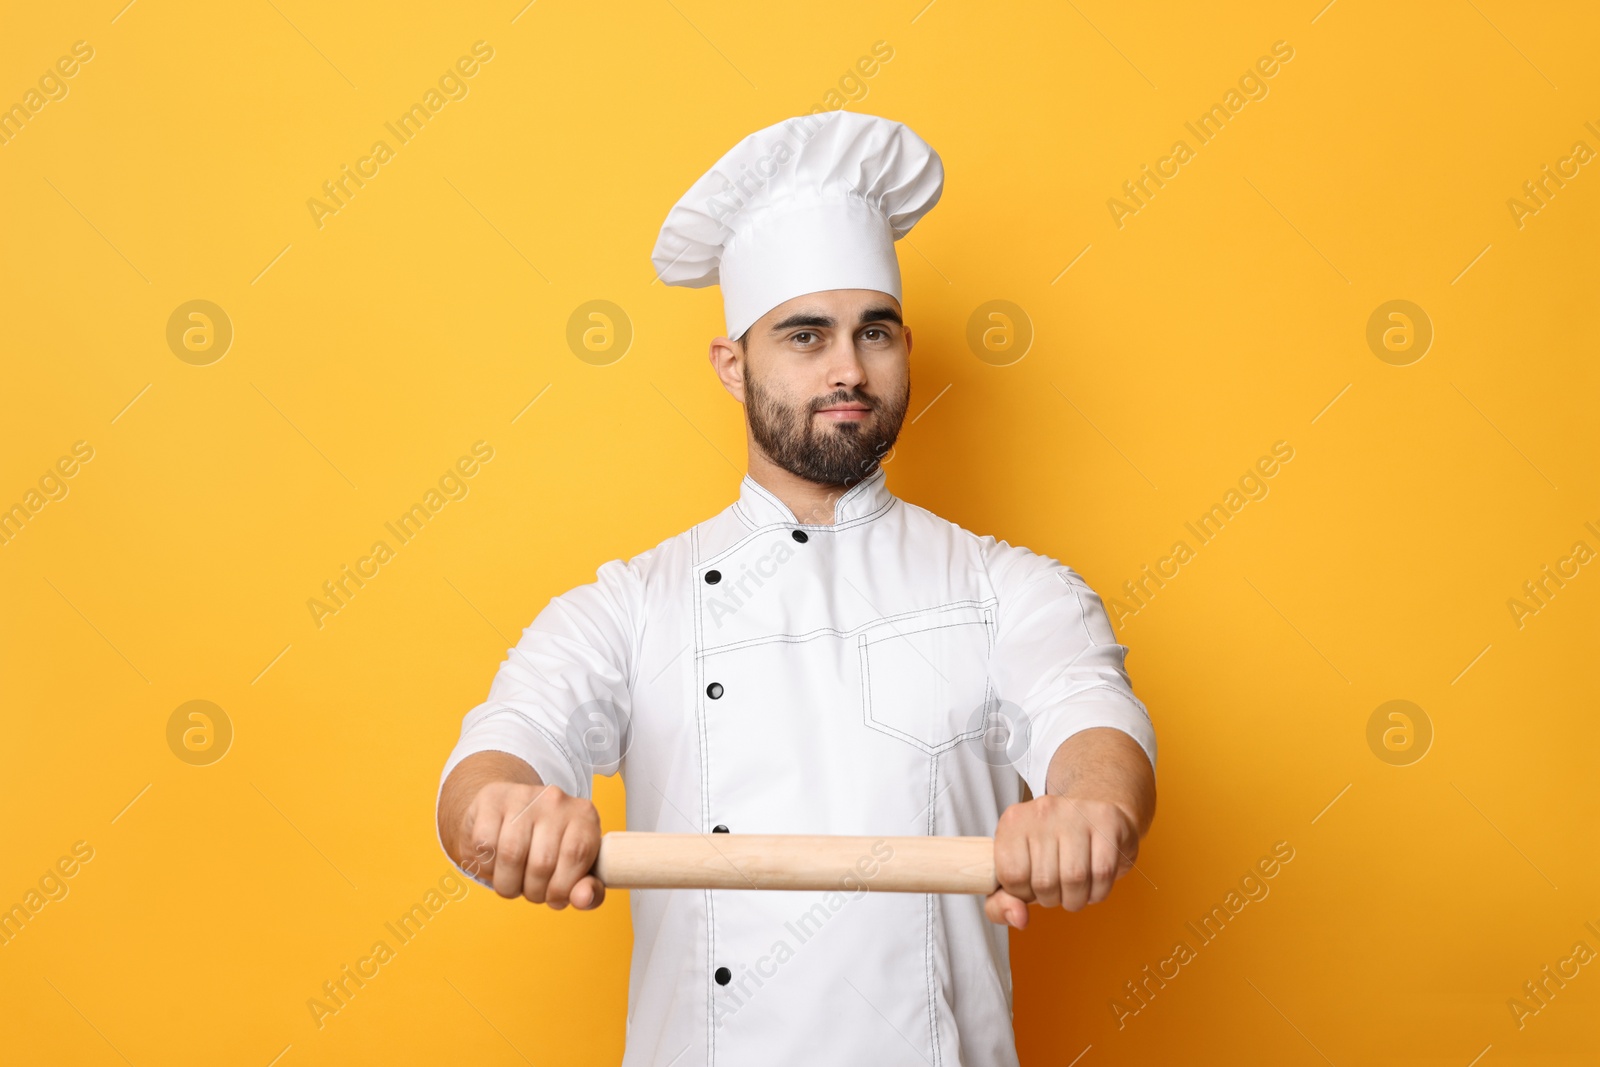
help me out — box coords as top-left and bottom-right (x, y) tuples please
(745, 368), (910, 488)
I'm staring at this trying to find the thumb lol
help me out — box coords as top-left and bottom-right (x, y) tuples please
(570, 875), (607, 911)
(985, 888), (1029, 929)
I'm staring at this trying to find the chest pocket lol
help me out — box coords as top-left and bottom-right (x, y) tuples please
(857, 603), (996, 754)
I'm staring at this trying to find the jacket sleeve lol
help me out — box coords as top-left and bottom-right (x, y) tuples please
(981, 536), (1156, 798)
(435, 556), (644, 879)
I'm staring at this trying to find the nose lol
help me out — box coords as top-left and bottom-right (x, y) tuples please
(824, 334), (867, 391)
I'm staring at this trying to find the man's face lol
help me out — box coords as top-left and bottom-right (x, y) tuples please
(723, 289), (912, 488)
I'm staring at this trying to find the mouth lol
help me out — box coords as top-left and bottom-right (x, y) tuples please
(815, 404), (872, 422)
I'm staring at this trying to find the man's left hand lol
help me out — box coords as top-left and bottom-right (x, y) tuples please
(985, 794), (1141, 928)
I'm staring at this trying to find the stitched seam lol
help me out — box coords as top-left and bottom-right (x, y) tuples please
(1027, 684), (1153, 787)
(693, 525), (715, 1065)
(926, 890), (937, 1063)
(712, 498), (899, 564)
(859, 618), (993, 754)
(858, 631), (873, 746)
(861, 616), (991, 649)
(1058, 572), (1098, 646)
(981, 607), (999, 771)
(529, 718), (587, 793)
(706, 884), (715, 1066)
(855, 629), (984, 754)
(703, 525), (788, 574)
(837, 469), (883, 524)
(925, 754), (942, 1067)
(735, 479), (897, 532)
(704, 492), (897, 574)
(732, 468), (885, 534)
(692, 523), (711, 829)
(700, 598), (998, 656)
(474, 707), (587, 791)
(740, 469), (890, 529)
(742, 475), (794, 524)
(1070, 682), (1153, 722)
(862, 720), (985, 755)
(626, 563), (646, 692)
(1032, 572), (1120, 673)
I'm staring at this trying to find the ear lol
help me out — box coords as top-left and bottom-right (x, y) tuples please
(709, 337), (747, 403)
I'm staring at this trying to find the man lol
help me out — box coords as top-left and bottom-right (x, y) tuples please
(436, 111), (1157, 1066)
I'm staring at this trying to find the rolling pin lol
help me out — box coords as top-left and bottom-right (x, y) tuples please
(592, 831), (998, 894)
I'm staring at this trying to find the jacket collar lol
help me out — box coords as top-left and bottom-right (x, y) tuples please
(734, 464), (895, 529)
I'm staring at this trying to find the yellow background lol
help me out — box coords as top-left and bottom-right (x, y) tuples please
(2, 1), (1596, 1063)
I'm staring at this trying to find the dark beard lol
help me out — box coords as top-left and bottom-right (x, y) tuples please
(746, 369), (909, 489)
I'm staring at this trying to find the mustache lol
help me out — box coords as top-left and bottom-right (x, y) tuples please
(811, 390), (876, 412)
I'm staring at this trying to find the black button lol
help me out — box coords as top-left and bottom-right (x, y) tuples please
(705, 569), (721, 584)
(791, 529), (809, 543)
(715, 966), (732, 986)
(706, 682), (724, 699)
(712, 824), (729, 833)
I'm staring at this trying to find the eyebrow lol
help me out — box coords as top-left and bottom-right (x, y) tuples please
(768, 304), (903, 333)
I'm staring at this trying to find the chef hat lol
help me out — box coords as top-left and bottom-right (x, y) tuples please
(651, 111), (944, 341)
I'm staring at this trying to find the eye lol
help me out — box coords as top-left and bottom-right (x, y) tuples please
(862, 326), (890, 341)
(791, 331), (819, 345)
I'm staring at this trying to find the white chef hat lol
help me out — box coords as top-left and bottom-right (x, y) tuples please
(651, 111), (944, 341)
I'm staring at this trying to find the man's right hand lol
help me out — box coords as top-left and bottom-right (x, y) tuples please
(440, 752), (606, 911)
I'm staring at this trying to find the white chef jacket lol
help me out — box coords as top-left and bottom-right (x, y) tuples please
(438, 466), (1156, 1066)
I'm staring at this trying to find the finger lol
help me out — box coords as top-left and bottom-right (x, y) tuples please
(984, 888), (1029, 929)
(569, 875), (606, 910)
(1113, 831), (1140, 882)
(1029, 830), (1061, 910)
(491, 806), (537, 899)
(466, 805), (506, 890)
(461, 839), (498, 887)
(1058, 821), (1093, 912)
(545, 816), (600, 909)
(520, 814), (564, 904)
(1068, 797), (1139, 888)
(459, 815), (499, 885)
(502, 784), (551, 831)
(1087, 823), (1122, 905)
(994, 814), (1035, 903)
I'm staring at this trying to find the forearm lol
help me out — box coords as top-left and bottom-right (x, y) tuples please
(1042, 726), (1156, 837)
(438, 750), (542, 864)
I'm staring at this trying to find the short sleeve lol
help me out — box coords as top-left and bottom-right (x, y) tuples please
(981, 536), (1156, 798)
(435, 556), (644, 879)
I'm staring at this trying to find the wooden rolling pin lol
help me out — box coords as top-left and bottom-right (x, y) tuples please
(593, 832), (998, 894)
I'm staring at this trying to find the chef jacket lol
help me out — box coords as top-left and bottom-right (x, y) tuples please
(437, 465), (1156, 1066)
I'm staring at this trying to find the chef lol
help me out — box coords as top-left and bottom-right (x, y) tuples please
(436, 110), (1157, 1066)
